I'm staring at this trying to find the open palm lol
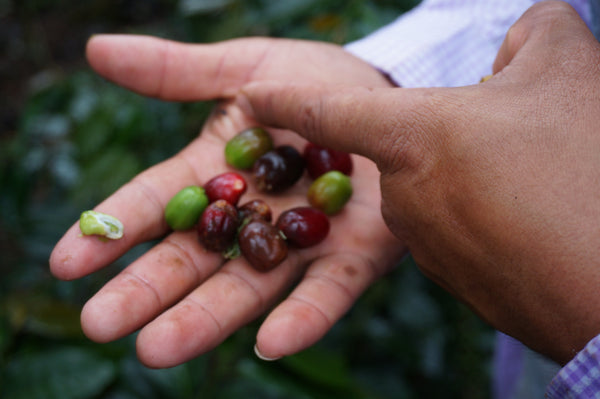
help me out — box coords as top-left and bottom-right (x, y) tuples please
(49, 35), (405, 367)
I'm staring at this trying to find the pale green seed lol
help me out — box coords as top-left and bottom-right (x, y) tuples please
(79, 210), (124, 239)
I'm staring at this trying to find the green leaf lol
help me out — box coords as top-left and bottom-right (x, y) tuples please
(4, 293), (84, 339)
(2, 346), (116, 399)
(281, 346), (356, 391)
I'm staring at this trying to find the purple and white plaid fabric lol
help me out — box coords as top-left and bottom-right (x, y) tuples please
(546, 335), (600, 398)
(345, 0), (592, 88)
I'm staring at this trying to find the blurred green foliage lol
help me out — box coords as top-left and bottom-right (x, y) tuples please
(0, 0), (495, 398)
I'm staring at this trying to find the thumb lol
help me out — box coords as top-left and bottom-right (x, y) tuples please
(493, 1), (598, 75)
(239, 82), (459, 172)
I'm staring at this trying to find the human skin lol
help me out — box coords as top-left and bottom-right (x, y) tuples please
(241, 1), (600, 365)
(49, 35), (405, 367)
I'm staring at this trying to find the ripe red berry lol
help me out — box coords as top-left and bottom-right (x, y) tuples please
(276, 207), (330, 248)
(238, 219), (287, 272)
(303, 143), (353, 180)
(204, 172), (247, 205)
(198, 200), (240, 252)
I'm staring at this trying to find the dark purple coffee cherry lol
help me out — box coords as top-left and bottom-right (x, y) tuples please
(238, 219), (287, 272)
(303, 142), (353, 179)
(253, 145), (305, 193)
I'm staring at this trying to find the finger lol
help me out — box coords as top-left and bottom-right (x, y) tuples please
(133, 185), (404, 367)
(79, 230), (223, 343)
(134, 252), (308, 368)
(493, 1), (598, 75)
(86, 34), (275, 101)
(240, 82), (460, 173)
(254, 252), (385, 360)
(49, 154), (202, 280)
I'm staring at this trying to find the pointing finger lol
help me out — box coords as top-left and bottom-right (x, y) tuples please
(240, 82), (462, 173)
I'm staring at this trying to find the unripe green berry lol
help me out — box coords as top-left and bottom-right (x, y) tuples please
(307, 171), (352, 215)
(225, 127), (273, 170)
(164, 186), (209, 230)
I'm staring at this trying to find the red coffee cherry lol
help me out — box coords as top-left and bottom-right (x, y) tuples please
(204, 172), (247, 206)
(253, 145), (305, 193)
(238, 199), (272, 223)
(198, 200), (240, 252)
(238, 219), (287, 272)
(303, 142), (353, 180)
(276, 207), (330, 248)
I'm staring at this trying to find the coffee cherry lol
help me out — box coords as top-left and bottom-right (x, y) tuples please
(164, 186), (209, 231)
(238, 219), (287, 272)
(253, 145), (305, 193)
(276, 207), (329, 248)
(307, 171), (352, 215)
(238, 199), (272, 223)
(198, 200), (240, 252)
(303, 143), (353, 179)
(225, 127), (273, 170)
(204, 172), (247, 206)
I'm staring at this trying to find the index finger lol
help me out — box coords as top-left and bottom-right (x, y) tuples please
(239, 82), (456, 173)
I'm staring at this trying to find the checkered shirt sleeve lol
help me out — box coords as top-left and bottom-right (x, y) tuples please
(345, 0), (592, 88)
(546, 335), (600, 398)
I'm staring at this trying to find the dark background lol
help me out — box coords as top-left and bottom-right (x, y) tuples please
(0, 1), (494, 397)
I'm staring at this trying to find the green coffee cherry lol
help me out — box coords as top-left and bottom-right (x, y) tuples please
(79, 210), (124, 239)
(164, 186), (209, 230)
(225, 127), (273, 170)
(307, 171), (352, 215)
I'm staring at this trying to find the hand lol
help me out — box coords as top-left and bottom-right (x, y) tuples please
(49, 35), (403, 367)
(241, 1), (600, 365)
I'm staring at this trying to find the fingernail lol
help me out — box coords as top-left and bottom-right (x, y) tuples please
(254, 344), (281, 361)
(235, 88), (254, 118)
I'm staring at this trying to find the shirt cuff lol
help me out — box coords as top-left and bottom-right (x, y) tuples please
(546, 334), (600, 398)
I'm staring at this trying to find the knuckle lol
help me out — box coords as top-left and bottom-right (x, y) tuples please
(519, 1), (580, 37)
(377, 89), (458, 174)
(505, 1), (577, 55)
